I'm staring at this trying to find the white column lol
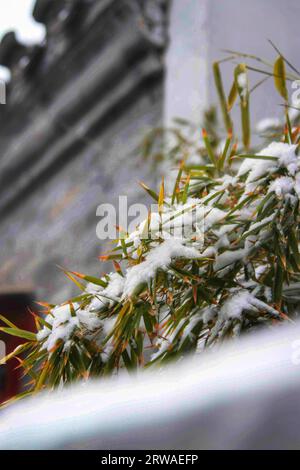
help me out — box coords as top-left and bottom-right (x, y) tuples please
(164, 0), (209, 127)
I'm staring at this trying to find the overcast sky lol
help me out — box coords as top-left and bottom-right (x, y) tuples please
(0, 0), (45, 80)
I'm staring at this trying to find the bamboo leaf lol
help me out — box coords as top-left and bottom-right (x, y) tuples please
(288, 231), (300, 269)
(213, 62), (233, 132)
(158, 177), (165, 214)
(0, 390), (33, 409)
(202, 128), (217, 168)
(69, 270), (107, 288)
(172, 161), (184, 204)
(60, 269), (86, 291)
(0, 314), (18, 329)
(234, 63), (250, 149)
(0, 342), (32, 366)
(218, 130), (232, 170)
(228, 81), (238, 111)
(273, 261), (284, 305)
(182, 174), (191, 204)
(274, 56), (288, 101)
(139, 181), (159, 202)
(269, 40), (300, 77)
(0, 327), (36, 342)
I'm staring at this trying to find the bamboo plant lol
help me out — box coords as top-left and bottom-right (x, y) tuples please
(1, 47), (300, 405)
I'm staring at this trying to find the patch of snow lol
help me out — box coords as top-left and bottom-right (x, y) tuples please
(237, 73), (247, 98)
(151, 318), (186, 361)
(204, 207), (227, 229)
(245, 215), (274, 234)
(89, 273), (125, 312)
(85, 282), (103, 295)
(214, 248), (248, 271)
(217, 175), (237, 190)
(238, 143), (299, 195)
(76, 310), (102, 331)
(179, 314), (203, 345)
(44, 318), (79, 353)
(268, 176), (294, 198)
(255, 265), (268, 278)
(123, 239), (201, 297)
(295, 173), (300, 198)
(202, 307), (218, 324)
(220, 290), (279, 321)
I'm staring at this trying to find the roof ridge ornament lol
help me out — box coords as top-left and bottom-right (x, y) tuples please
(133, 0), (171, 49)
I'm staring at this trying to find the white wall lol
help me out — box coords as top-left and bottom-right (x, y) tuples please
(164, 0), (209, 127)
(166, 0), (300, 129)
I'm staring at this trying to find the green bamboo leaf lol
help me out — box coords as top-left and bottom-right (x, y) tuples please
(158, 177), (165, 214)
(139, 181), (159, 202)
(68, 270), (107, 288)
(35, 361), (50, 391)
(242, 107), (250, 150)
(228, 80), (238, 111)
(218, 131), (232, 170)
(61, 269), (86, 291)
(234, 63), (250, 149)
(172, 161), (184, 205)
(0, 342), (32, 366)
(268, 39), (300, 76)
(122, 349), (133, 370)
(0, 390), (33, 409)
(285, 109), (293, 144)
(255, 192), (275, 216)
(35, 314), (53, 331)
(0, 327), (36, 342)
(136, 330), (144, 356)
(226, 194), (256, 217)
(288, 231), (300, 269)
(202, 128), (217, 168)
(273, 261), (284, 305)
(182, 174), (190, 204)
(143, 311), (155, 335)
(273, 56), (288, 101)
(0, 314), (18, 329)
(213, 62), (233, 132)
(120, 238), (128, 257)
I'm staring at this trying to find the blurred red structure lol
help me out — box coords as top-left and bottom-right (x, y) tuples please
(0, 289), (35, 403)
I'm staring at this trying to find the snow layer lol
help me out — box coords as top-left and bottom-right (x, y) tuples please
(37, 304), (80, 352)
(89, 273), (125, 312)
(238, 142), (299, 195)
(214, 248), (248, 271)
(220, 289), (279, 320)
(36, 273), (124, 352)
(125, 198), (205, 257)
(268, 176), (294, 198)
(123, 238), (201, 297)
